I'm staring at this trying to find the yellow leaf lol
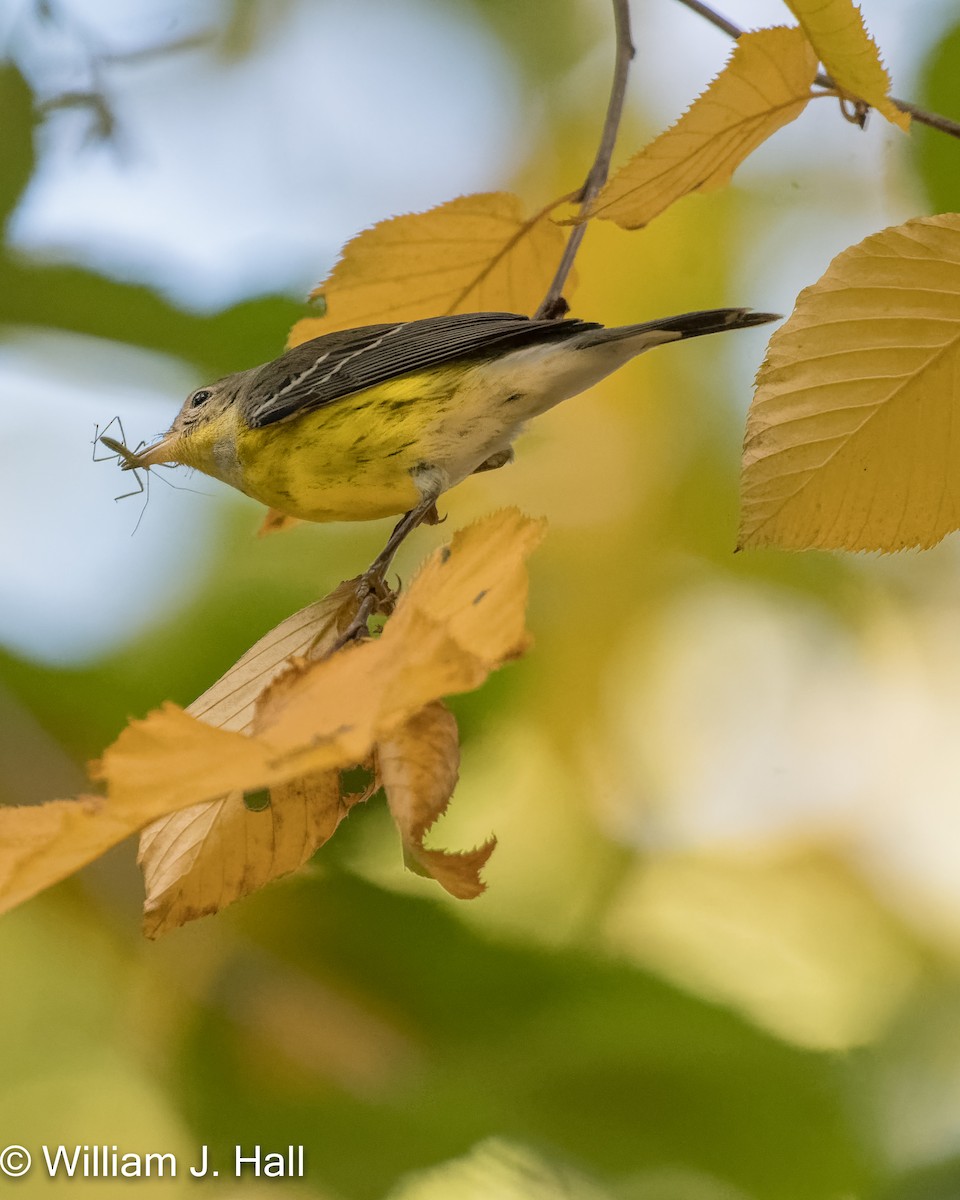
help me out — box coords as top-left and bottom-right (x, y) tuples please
(137, 580), (361, 935)
(0, 513), (541, 923)
(287, 193), (567, 344)
(379, 702), (495, 899)
(0, 796), (144, 917)
(0, 586), (360, 922)
(251, 508), (544, 751)
(186, 578), (362, 733)
(740, 214), (960, 552)
(138, 773), (348, 938)
(0, 511), (542, 925)
(93, 509), (543, 838)
(589, 28), (818, 230)
(783, 0), (909, 131)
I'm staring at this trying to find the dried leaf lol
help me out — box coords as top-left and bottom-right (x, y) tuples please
(0, 584), (360, 921)
(95, 509), (543, 848)
(258, 508), (302, 536)
(740, 215), (960, 551)
(287, 193), (567, 344)
(137, 579), (361, 934)
(380, 702), (494, 899)
(589, 28), (818, 230)
(139, 772), (348, 938)
(188, 579), (362, 733)
(253, 510), (542, 754)
(0, 796), (146, 917)
(784, 0), (909, 130)
(0, 512), (541, 924)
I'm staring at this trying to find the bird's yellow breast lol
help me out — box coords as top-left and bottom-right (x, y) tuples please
(169, 359), (538, 523)
(227, 368), (473, 523)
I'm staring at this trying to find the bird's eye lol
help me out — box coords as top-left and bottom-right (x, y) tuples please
(190, 389), (212, 409)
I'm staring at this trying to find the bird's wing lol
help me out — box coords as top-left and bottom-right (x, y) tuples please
(243, 312), (599, 428)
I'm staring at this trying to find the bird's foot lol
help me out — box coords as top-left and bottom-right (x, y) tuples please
(325, 496), (440, 655)
(328, 571), (397, 655)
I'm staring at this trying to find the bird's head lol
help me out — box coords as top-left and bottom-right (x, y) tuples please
(121, 373), (245, 470)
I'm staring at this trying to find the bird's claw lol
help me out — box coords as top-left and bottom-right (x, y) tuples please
(327, 571), (397, 655)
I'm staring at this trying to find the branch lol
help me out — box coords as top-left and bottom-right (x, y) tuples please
(535, 0), (635, 320)
(672, 0), (741, 39)
(673, 0), (960, 140)
(893, 97), (960, 140)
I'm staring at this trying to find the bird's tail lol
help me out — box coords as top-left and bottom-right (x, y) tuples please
(597, 307), (781, 345)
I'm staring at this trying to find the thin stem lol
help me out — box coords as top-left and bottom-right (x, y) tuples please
(891, 97), (960, 140)
(673, 0), (960, 140)
(535, 0), (635, 320)
(672, 0), (741, 40)
(581, 0), (636, 200)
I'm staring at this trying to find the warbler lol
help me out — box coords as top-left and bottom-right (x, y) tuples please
(120, 308), (777, 530)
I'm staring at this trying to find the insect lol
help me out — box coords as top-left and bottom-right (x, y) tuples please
(94, 417), (147, 501)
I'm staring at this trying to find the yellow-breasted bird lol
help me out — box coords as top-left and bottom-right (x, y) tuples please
(116, 308), (777, 561)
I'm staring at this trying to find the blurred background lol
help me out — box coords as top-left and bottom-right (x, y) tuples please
(3, 0), (960, 1196)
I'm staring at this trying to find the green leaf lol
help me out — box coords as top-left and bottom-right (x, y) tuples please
(913, 21), (960, 214)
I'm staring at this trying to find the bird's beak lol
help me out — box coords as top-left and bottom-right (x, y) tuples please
(129, 432), (181, 469)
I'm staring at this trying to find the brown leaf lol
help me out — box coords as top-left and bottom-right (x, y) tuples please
(139, 772), (346, 938)
(379, 702), (494, 899)
(94, 510), (542, 806)
(0, 511), (542, 925)
(137, 579), (361, 934)
(0, 583), (360, 923)
(186, 578), (362, 733)
(89, 509), (542, 914)
(253, 508), (544, 748)
(257, 508), (302, 536)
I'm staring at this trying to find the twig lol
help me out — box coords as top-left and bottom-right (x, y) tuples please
(672, 0), (741, 39)
(892, 98), (960, 140)
(673, 0), (960, 140)
(535, 0), (635, 320)
(24, 1), (213, 147)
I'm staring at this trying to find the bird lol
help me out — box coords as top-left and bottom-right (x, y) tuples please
(119, 307), (777, 511)
(111, 307), (777, 571)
